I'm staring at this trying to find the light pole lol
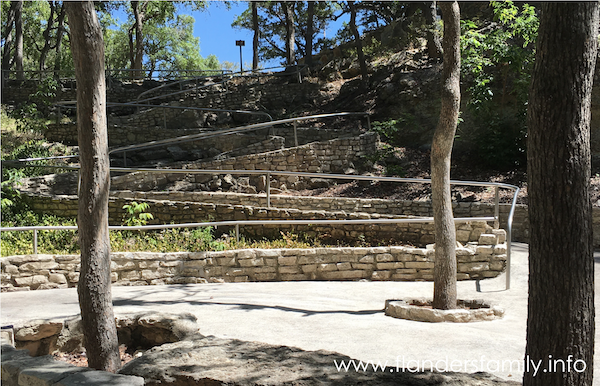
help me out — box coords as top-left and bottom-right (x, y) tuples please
(236, 40), (245, 74)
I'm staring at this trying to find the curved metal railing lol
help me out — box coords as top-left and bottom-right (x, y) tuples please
(1, 162), (520, 290)
(106, 112), (370, 161)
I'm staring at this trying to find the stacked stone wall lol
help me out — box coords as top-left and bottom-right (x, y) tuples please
(1, 238), (508, 291)
(111, 190), (532, 243)
(107, 133), (377, 191)
(24, 192), (495, 246)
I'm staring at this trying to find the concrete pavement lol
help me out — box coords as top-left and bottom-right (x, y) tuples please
(2, 243), (599, 383)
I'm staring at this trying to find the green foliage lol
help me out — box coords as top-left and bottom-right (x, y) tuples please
(122, 202), (154, 226)
(460, 1), (538, 169)
(232, 2), (339, 65)
(106, 11), (220, 76)
(1, 217), (79, 257)
(5, 1), (74, 75)
(0, 218), (323, 256)
(372, 114), (419, 145)
(9, 77), (58, 133)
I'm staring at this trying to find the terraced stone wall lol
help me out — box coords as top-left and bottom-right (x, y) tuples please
(112, 190), (530, 242)
(108, 133), (377, 191)
(24, 193), (495, 246)
(1, 238), (508, 291)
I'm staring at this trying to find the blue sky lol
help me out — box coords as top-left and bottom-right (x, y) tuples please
(111, 1), (348, 70)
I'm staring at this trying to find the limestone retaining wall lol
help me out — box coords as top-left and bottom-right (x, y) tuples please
(28, 187), (600, 247)
(111, 190), (531, 243)
(1, 238), (508, 291)
(108, 132), (378, 191)
(24, 192), (495, 246)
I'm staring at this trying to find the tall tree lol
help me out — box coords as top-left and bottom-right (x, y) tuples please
(282, 1), (295, 66)
(1, 1), (17, 84)
(422, 2), (442, 60)
(65, 1), (121, 372)
(130, 0), (147, 78)
(116, 1), (206, 78)
(348, 1), (367, 86)
(252, 1), (259, 70)
(305, 1), (314, 66)
(232, 2), (337, 65)
(52, 3), (66, 77)
(14, 0), (23, 80)
(524, 3), (598, 386)
(431, 1), (460, 310)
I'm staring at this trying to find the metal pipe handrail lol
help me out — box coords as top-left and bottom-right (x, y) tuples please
(54, 101), (273, 122)
(133, 75), (233, 104)
(505, 187), (520, 290)
(1, 216), (497, 254)
(106, 68), (231, 81)
(135, 73), (233, 102)
(106, 112), (370, 156)
(132, 64), (307, 103)
(2, 163), (518, 289)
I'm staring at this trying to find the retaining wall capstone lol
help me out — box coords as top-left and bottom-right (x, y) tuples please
(1, 237), (507, 292)
(23, 191), (496, 246)
(111, 190), (531, 243)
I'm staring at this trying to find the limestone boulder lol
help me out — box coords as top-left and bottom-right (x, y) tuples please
(119, 336), (520, 386)
(15, 321), (63, 342)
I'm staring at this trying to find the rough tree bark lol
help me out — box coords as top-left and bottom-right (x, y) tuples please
(252, 1), (259, 71)
(421, 1), (442, 60)
(282, 2), (295, 66)
(38, 1), (57, 73)
(524, 3), (598, 386)
(431, 1), (460, 311)
(130, 1), (145, 79)
(65, 1), (121, 373)
(53, 4), (66, 78)
(1, 1), (17, 86)
(14, 0), (23, 80)
(305, 1), (314, 67)
(349, 1), (368, 87)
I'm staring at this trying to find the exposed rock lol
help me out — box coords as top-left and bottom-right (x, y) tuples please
(116, 312), (202, 350)
(15, 321), (63, 342)
(55, 318), (84, 354)
(119, 335), (519, 386)
(166, 146), (189, 161)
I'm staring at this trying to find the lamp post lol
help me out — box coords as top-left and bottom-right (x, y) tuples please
(236, 40), (245, 74)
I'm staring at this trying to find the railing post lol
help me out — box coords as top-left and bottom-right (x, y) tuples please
(366, 115), (371, 131)
(235, 224), (240, 243)
(266, 172), (271, 207)
(494, 186), (500, 229)
(123, 152), (127, 167)
(506, 235), (512, 290)
(163, 108), (167, 130)
(33, 229), (38, 254)
(293, 121), (298, 147)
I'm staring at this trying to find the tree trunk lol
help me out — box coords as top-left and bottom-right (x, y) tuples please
(349, 1), (368, 87)
(524, 3), (598, 386)
(65, 1), (121, 373)
(283, 2), (295, 66)
(1, 1), (16, 85)
(431, 1), (460, 311)
(53, 4), (66, 78)
(421, 1), (442, 60)
(39, 1), (57, 73)
(131, 1), (145, 79)
(252, 1), (259, 71)
(305, 1), (314, 67)
(14, 0), (23, 80)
